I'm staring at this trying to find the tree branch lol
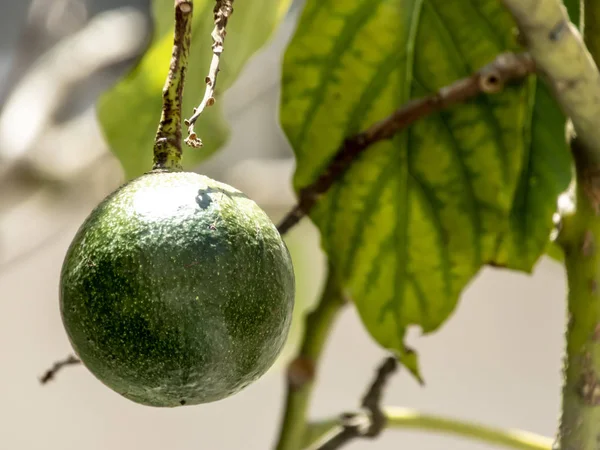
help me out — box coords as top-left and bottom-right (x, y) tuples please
(184, 0), (234, 148)
(307, 357), (398, 450)
(273, 266), (346, 450)
(305, 408), (553, 450)
(152, 0), (194, 171)
(277, 52), (535, 235)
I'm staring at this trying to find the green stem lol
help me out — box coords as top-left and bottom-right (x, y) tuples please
(152, 0), (193, 171)
(558, 164), (600, 449)
(556, 3), (600, 449)
(273, 266), (346, 450)
(305, 408), (553, 450)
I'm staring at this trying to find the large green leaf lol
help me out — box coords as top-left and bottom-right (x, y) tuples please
(280, 0), (572, 377)
(98, 0), (292, 180)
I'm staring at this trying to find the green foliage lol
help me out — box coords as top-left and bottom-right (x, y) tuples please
(280, 0), (572, 378)
(97, 0), (292, 180)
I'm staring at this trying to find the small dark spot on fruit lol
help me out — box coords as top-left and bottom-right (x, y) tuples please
(180, 399), (186, 405)
(196, 191), (212, 209)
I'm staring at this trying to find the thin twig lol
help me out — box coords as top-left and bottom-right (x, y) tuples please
(360, 356), (398, 436)
(39, 355), (80, 384)
(184, 0), (234, 148)
(309, 356), (399, 450)
(276, 52), (535, 235)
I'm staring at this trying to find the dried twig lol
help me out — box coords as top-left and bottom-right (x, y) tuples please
(309, 356), (399, 450)
(184, 0), (234, 148)
(276, 52), (535, 235)
(39, 354), (80, 384)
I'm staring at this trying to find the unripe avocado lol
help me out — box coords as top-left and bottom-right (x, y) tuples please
(59, 170), (295, 407)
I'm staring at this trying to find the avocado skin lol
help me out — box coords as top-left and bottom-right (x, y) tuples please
(59, 170), (295, 407)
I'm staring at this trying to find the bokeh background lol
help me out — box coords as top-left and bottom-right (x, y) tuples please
(0, 1), (568, 449)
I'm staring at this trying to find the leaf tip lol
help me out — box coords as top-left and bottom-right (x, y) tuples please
(392, 344), (425, 385)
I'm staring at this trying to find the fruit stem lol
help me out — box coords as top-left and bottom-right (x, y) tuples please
(273, 266), (346, 450)
(152, 0), (193, 172)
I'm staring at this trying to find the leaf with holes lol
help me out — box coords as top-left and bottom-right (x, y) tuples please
(280, 0), (573, 378)
(98, 0), (292, 180)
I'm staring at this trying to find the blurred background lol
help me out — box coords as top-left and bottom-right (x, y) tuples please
(0, 1), (569, 449)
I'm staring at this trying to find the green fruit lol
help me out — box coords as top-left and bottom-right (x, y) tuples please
(59, 170), (295, 407)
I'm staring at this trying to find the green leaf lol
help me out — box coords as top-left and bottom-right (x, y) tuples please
(493, 0), (576, 271)
(494, 83), (571, 270)
(547, 241), (565, 264)
(280, 0), (571, 378)
(98, 0), (292, 180)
